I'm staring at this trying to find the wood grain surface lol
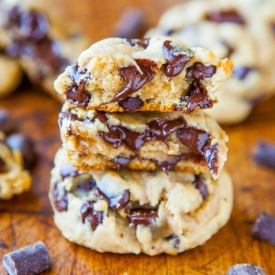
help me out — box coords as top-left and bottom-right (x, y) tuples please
(1, 1), (275, 274)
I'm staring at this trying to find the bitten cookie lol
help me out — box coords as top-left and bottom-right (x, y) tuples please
(49, 148), (233, 255)
(0, 131), (31, 200)
(59, 103), (228, 180)
(54, 36), (233, 112)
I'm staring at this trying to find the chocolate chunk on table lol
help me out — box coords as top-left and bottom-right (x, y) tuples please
(252, 212), (275, 245)
(254, 141), (275, 170)
(228, 264), (265, 275)
(2, 241), (52, 275)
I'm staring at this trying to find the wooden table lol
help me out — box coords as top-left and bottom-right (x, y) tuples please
(1, 1), (275, 274)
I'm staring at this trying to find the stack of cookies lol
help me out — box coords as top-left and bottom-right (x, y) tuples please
(50, 36), (234, 255)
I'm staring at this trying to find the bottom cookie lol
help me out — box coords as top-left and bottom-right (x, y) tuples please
(49, 149), (233, 255)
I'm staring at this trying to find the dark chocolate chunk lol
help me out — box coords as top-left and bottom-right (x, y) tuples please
(228, 264), (265, 275)
(112, 156), (134, 169)
(181, 80), (213, 112)
(118, 97), (144, 111)
(110, 59), (157, 102)
(59, 164), (80, 180)
(192, 174), (208, 199)
(186, 62), (216, 80)
(2, 241), (52, 275)
(6, 134), (37, 170)
(204, 143), (219, 175)
(77, 178), (96, 192)
(113, 8), (147, 39)
(58, 112), (78, 127)
(127, 207), (158, 228)
(53, 182), (68, 211)
(0, 157), (7, 173)
(164, 234), (180, 249)
(254, 141), (275, 170)
(80, 201), (103, 230)
(233, 67), (256, 80)
(162, 40), (190, 79)
(124, 38), (150, 48)
(252, 212), (275, 245)
(0, 108), (15, 134)
(90, 111), (109, 124)
(206, 10), (245, 25)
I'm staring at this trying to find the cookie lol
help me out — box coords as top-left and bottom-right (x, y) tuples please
(59, 102), (228, 179)
(49, 148), (233, 255)
(145, 0), (269, 124)
(54, 36), (233, 113)
(0, 0), (90, 102)
(0, 131), (31, 200)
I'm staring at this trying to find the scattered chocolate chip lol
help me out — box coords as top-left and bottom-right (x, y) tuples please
(124, 38), (150, 48)
(0, 157), (7, 173)
(252, 212), (275, 245)
(118, 97), (144, 111)
(59, 164), (80, 180)
(233, 67), (256, 80)
(192, 174), (208, 199)
(110, 58), (157, 102)
(228, 264), (265, 275)
(254, 141), (275, 170)
(53, 182), (68, 211)
(186, 62), (216, 80)
(164, 234), (180, 249)
(181, 80), (213, 112)
(2, 241), (52, 275)
(162, 40), (191, 79)
(127, 207), (158, 228)
(77, 178), (96, 192)
(6, 134), (37, 170)
(206, 10), (245, 25)
(58, 112), (78, 127)
(204, 143), (219, 175)
(0, 108), (15, 134)
(112, 156), (134, 169)
(113, 8), (147, 39)
(90, 111), (109, 124)
(80, 201), (103, 230)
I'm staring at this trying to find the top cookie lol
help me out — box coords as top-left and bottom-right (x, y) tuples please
(54, 36), (233, 113)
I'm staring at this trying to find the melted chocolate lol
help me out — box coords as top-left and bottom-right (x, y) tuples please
(181, 80), (213, 112)
(233, 67), (256, 80)
(162, 40), (190, 79)
(80, 201), (103, 230)
(118, 97), (144, 111)
(204, 144), (219, 175)
(124, 38), (150, 48)
(58, 112), (78, 127)
(112, 156), (134, 169)
(206, 10), (245, 25)
(90, 111), (109, 124)
(59, 164), (80, 180)
(127, 207), (158, 228)
(110, 59), (157, 102)
(65, 64), (91, 107)
(192, 174), (208, 199)
(0, 157), (7, 173)
(186, 62), (216, 80)
(77, 178), (96, 192)
(53, 182), (68, 211)
(164, 234), (180, 249)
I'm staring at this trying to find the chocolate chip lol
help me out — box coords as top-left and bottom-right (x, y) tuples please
(80, 201), (103, 230)
(112, 156), (134, 169)
(6, 134), (37, 170)
(53, 182), (68, 211)
(110, 59), (157, 102)
(58, 112), (78, 127)
(233, 67), (256, 80)
(164, 234), (180, 249)
(254, 141), (275, 170)
(118, 97), (144, 111)
(252, 212), (275, 245)
(0, 108), (15, 134)
(127, 207), (158, 228)
(192, 174), (208, 199)
(206, 10), (245, 25)
(113, 8), (147, 39)
(228, 264), (265, 275)
(162, 40), (191, 79)
(124, 38), (150, 48)
(90, 111), (109, 124)
(204, 143), (219, 175)
(2, 241), (52, 275)
(186, 62), (216, 80)
(59, 164), (80, 180)
(77, 178), (96, 192)
(181, 80), (213, 112)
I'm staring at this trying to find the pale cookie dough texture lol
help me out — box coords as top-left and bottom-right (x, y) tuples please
(49, 149), (233, 255)
(0, 132), (31, 200)
(145, 0), (273, 124)
(59, 103), (228, 180)
(54, 36), (233, 113)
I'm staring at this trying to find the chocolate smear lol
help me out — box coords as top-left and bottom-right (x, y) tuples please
(124, 38), (150, 48)
(80, 201), (103, 230)
(118, 96), (144, 111)
(53, 182), (68, 211)
(110, 58), (157, 102)
(192, 174), (208, 199)
(254, 141), (275, 170)
(164, 234), (180, 249)
(233, 67), (256, 80)
(127, 207), (158, 228)
(163, 40), (191, 79)
(186, 62), (216, 80)
(59, 164), (80, 180)
(206, 10), (245, 25)
(228, 264), (265, 275)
